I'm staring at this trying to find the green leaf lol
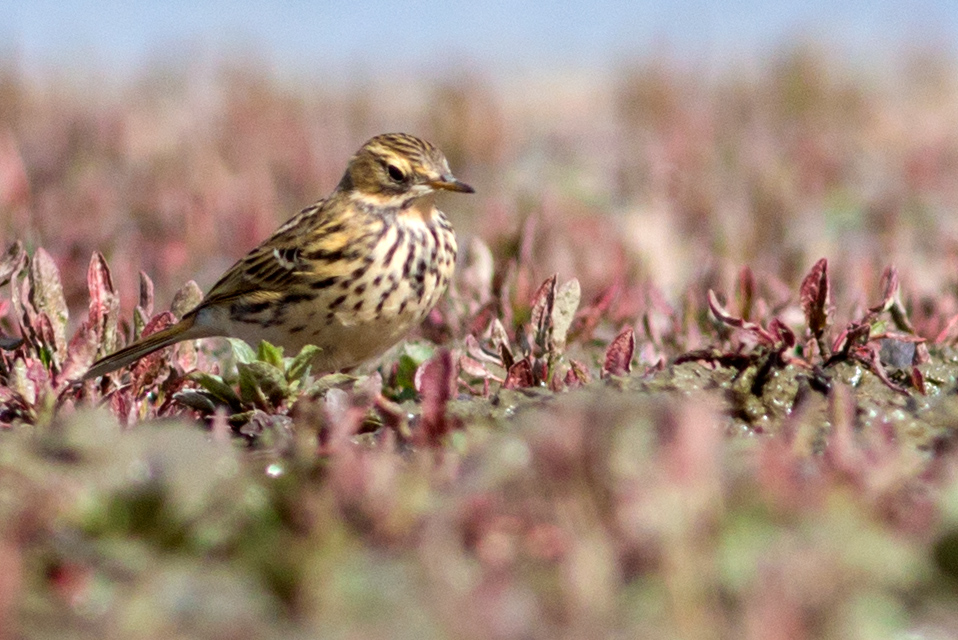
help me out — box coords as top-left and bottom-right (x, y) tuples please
(402, 342), (436, 364)
(227, 338), (258, 365)
(238, 362), (289, 408)
(392, 342), (436, 400)
(303, 372), (356, 397)
(189, 372), (242, 411)
(256, 341), (285, 369)
(172, 390), (218, 413)
(286, 344), (322, 382)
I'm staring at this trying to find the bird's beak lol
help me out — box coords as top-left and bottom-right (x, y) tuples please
(430, 176), (475, 194)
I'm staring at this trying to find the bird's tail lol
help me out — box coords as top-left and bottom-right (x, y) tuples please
(82, 315), (208, 381)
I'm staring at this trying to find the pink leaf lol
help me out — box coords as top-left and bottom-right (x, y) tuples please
(87, 253), (119, 355)
(707, 290), (777, 346)
(29, 248), (68, 355)
(459, 354), (491, 379)
(130, 311), (177, 390)
(869, 265), (899, 315)
(59, 322), (99, 383)
(503, 358), (535, 389)
(529, 274), (557, 352)
(564, 360), (591, 388)
(799, 258), (830, 339)
(602, 326), (635, 377)
(415, 349), (459, 446)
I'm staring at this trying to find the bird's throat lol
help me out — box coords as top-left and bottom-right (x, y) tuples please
(398, 192), (439, 224)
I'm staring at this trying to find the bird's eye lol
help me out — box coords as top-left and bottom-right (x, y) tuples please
(387, 164), (407, 182)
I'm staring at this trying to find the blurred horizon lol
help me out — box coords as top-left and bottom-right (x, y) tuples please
(5, 0), (958, 80)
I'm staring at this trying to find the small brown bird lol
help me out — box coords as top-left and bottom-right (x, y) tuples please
(83, 133), (473, 381)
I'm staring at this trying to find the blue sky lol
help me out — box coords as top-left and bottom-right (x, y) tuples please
(5, 0), (958, 75)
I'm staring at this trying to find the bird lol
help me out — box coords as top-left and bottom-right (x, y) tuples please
(83, 133), (473, 381)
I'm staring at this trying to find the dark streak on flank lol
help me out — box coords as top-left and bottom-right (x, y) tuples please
(401, 248), (416, 278)
(310, 276), (339, 290)
(289, 324), (307, 333)
(330, 294), (348, 309)
(282, 292), (316, 305)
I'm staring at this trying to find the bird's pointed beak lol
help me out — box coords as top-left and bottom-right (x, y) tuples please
(430, 176), (475, 194)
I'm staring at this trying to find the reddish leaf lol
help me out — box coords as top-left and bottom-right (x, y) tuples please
(29, 248), (68, 355)
(464, 334), (501, 365)
(564, 360), (591, 388)
(130, 311), (177, 390)
(799, 258), (830, 340)
(59, 322), (100, 383)
(852, 343), (909, 395)
(869, 266), (899, 315)
(503, 358), (535, 389)
(768, 318), (796, 349)
(529, 274), (557, 352)
(110, 391), (133, 427)
(415, 349), (459, 446)
(602, 326), (635, 377)
(459, 354), (491, 379)
(87, 253), (119, 356)
(707, 290), (777, 346)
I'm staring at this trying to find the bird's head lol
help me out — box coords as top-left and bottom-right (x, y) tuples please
(339, 133), (474, 205)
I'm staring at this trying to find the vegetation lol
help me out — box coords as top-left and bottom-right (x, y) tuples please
(3, 46), (958, 638)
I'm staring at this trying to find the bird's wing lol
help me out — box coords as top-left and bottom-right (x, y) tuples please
(196, 200), (348, 309)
